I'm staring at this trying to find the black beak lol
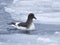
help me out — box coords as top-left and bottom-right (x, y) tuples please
(34, 16), (36, 19)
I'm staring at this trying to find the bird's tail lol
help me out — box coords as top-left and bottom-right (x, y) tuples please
(8, 22), (16, 26)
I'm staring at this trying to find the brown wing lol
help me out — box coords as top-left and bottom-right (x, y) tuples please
(18, 22), (27, 27)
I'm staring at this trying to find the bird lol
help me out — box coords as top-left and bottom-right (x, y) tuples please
(8, 13), (36, 31)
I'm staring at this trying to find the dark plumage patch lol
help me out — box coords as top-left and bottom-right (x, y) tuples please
(9, 22), (16, 25)
(18, 22), (27, 27)
(11, 22), (15, 25)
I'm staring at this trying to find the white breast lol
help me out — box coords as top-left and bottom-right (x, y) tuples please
(28, 23), (35, 30)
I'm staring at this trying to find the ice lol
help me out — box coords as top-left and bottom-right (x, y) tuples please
(0, 34), (60, 45)
(5, 0), (60, 24)
(0, 0), (60, 45)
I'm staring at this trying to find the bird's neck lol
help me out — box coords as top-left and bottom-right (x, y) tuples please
(25, 17), (33, 28)
(26, 18), (33, 25)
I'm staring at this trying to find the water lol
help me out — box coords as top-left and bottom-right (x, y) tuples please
(0, 0), (60, 45)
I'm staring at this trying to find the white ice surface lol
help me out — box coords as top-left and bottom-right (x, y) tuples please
(0, 33), (60, 45)
(5, 0), (60, 24)
(1, 0), (60, 45)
